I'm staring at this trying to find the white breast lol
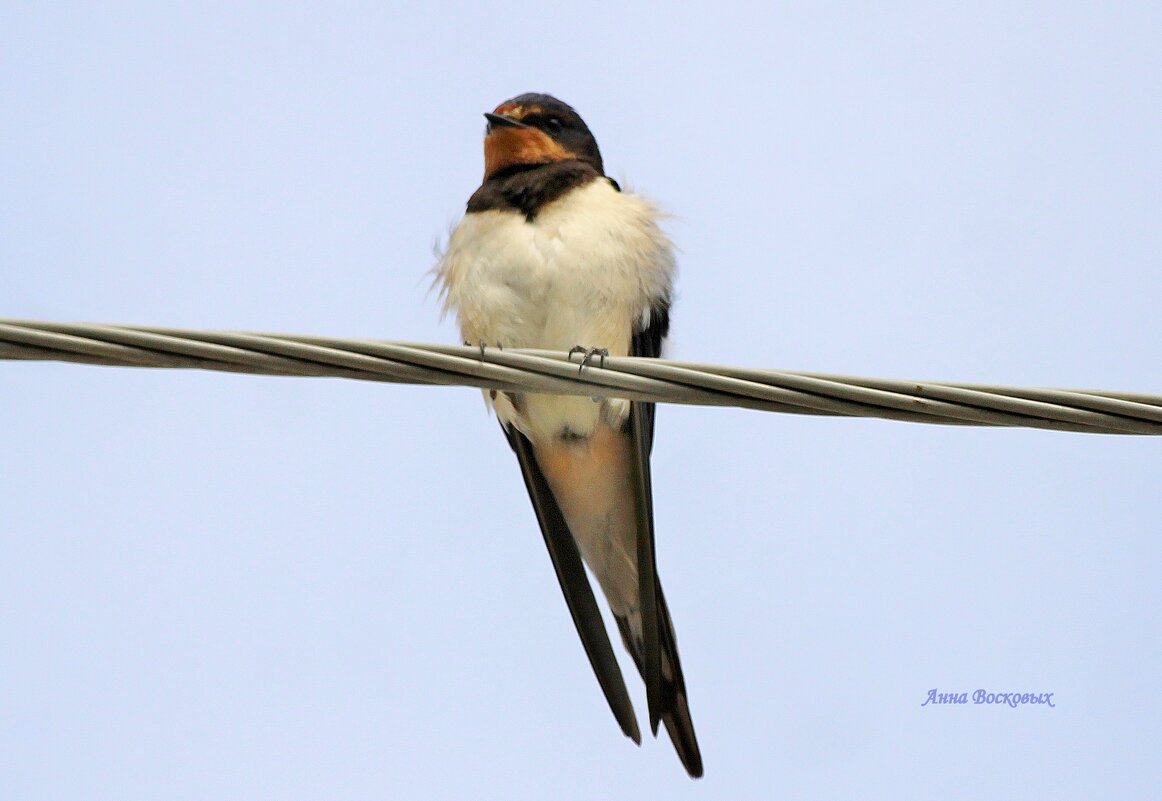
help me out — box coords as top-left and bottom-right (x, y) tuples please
(436, 178), (675, 442)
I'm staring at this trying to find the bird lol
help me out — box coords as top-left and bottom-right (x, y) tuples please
(435, 93), (702, 777)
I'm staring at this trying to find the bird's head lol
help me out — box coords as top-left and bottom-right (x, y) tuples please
(482, 93), (604, 179)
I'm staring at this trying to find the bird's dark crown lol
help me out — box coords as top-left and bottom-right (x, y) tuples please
(483, 93), (604, 178)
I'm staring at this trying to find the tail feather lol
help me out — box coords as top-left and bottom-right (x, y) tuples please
(662, 693), (703, 779)
(615, 582), (703, 778)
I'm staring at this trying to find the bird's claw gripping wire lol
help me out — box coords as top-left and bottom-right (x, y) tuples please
(466, 340), (503, 361)
(568, 345), (609, 375)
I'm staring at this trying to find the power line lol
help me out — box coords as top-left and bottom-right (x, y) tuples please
(3, 318), (1161, 435)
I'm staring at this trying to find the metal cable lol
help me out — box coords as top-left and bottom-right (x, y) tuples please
(2, 318), (1161, 435)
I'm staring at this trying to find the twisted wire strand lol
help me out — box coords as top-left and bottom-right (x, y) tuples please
(2, 318), (1161, 435)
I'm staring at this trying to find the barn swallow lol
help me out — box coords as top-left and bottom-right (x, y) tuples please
(435, 93), (701, 777)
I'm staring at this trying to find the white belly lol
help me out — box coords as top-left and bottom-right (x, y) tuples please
(436, 178), (675, 442)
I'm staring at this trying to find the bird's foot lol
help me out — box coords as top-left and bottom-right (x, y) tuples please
(467, 340), (503, 361)
(568, 345), (609, 375)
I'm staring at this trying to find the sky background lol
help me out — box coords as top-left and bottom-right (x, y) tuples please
(2, 3), (1160, 799)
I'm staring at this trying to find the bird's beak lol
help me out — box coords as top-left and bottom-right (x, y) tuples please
(484, 112), (528, 133)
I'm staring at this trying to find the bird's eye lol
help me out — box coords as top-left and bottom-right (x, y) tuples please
(545, 117), (563, 133)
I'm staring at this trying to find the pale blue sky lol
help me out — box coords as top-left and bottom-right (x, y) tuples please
(2, 3), (1160, 799)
